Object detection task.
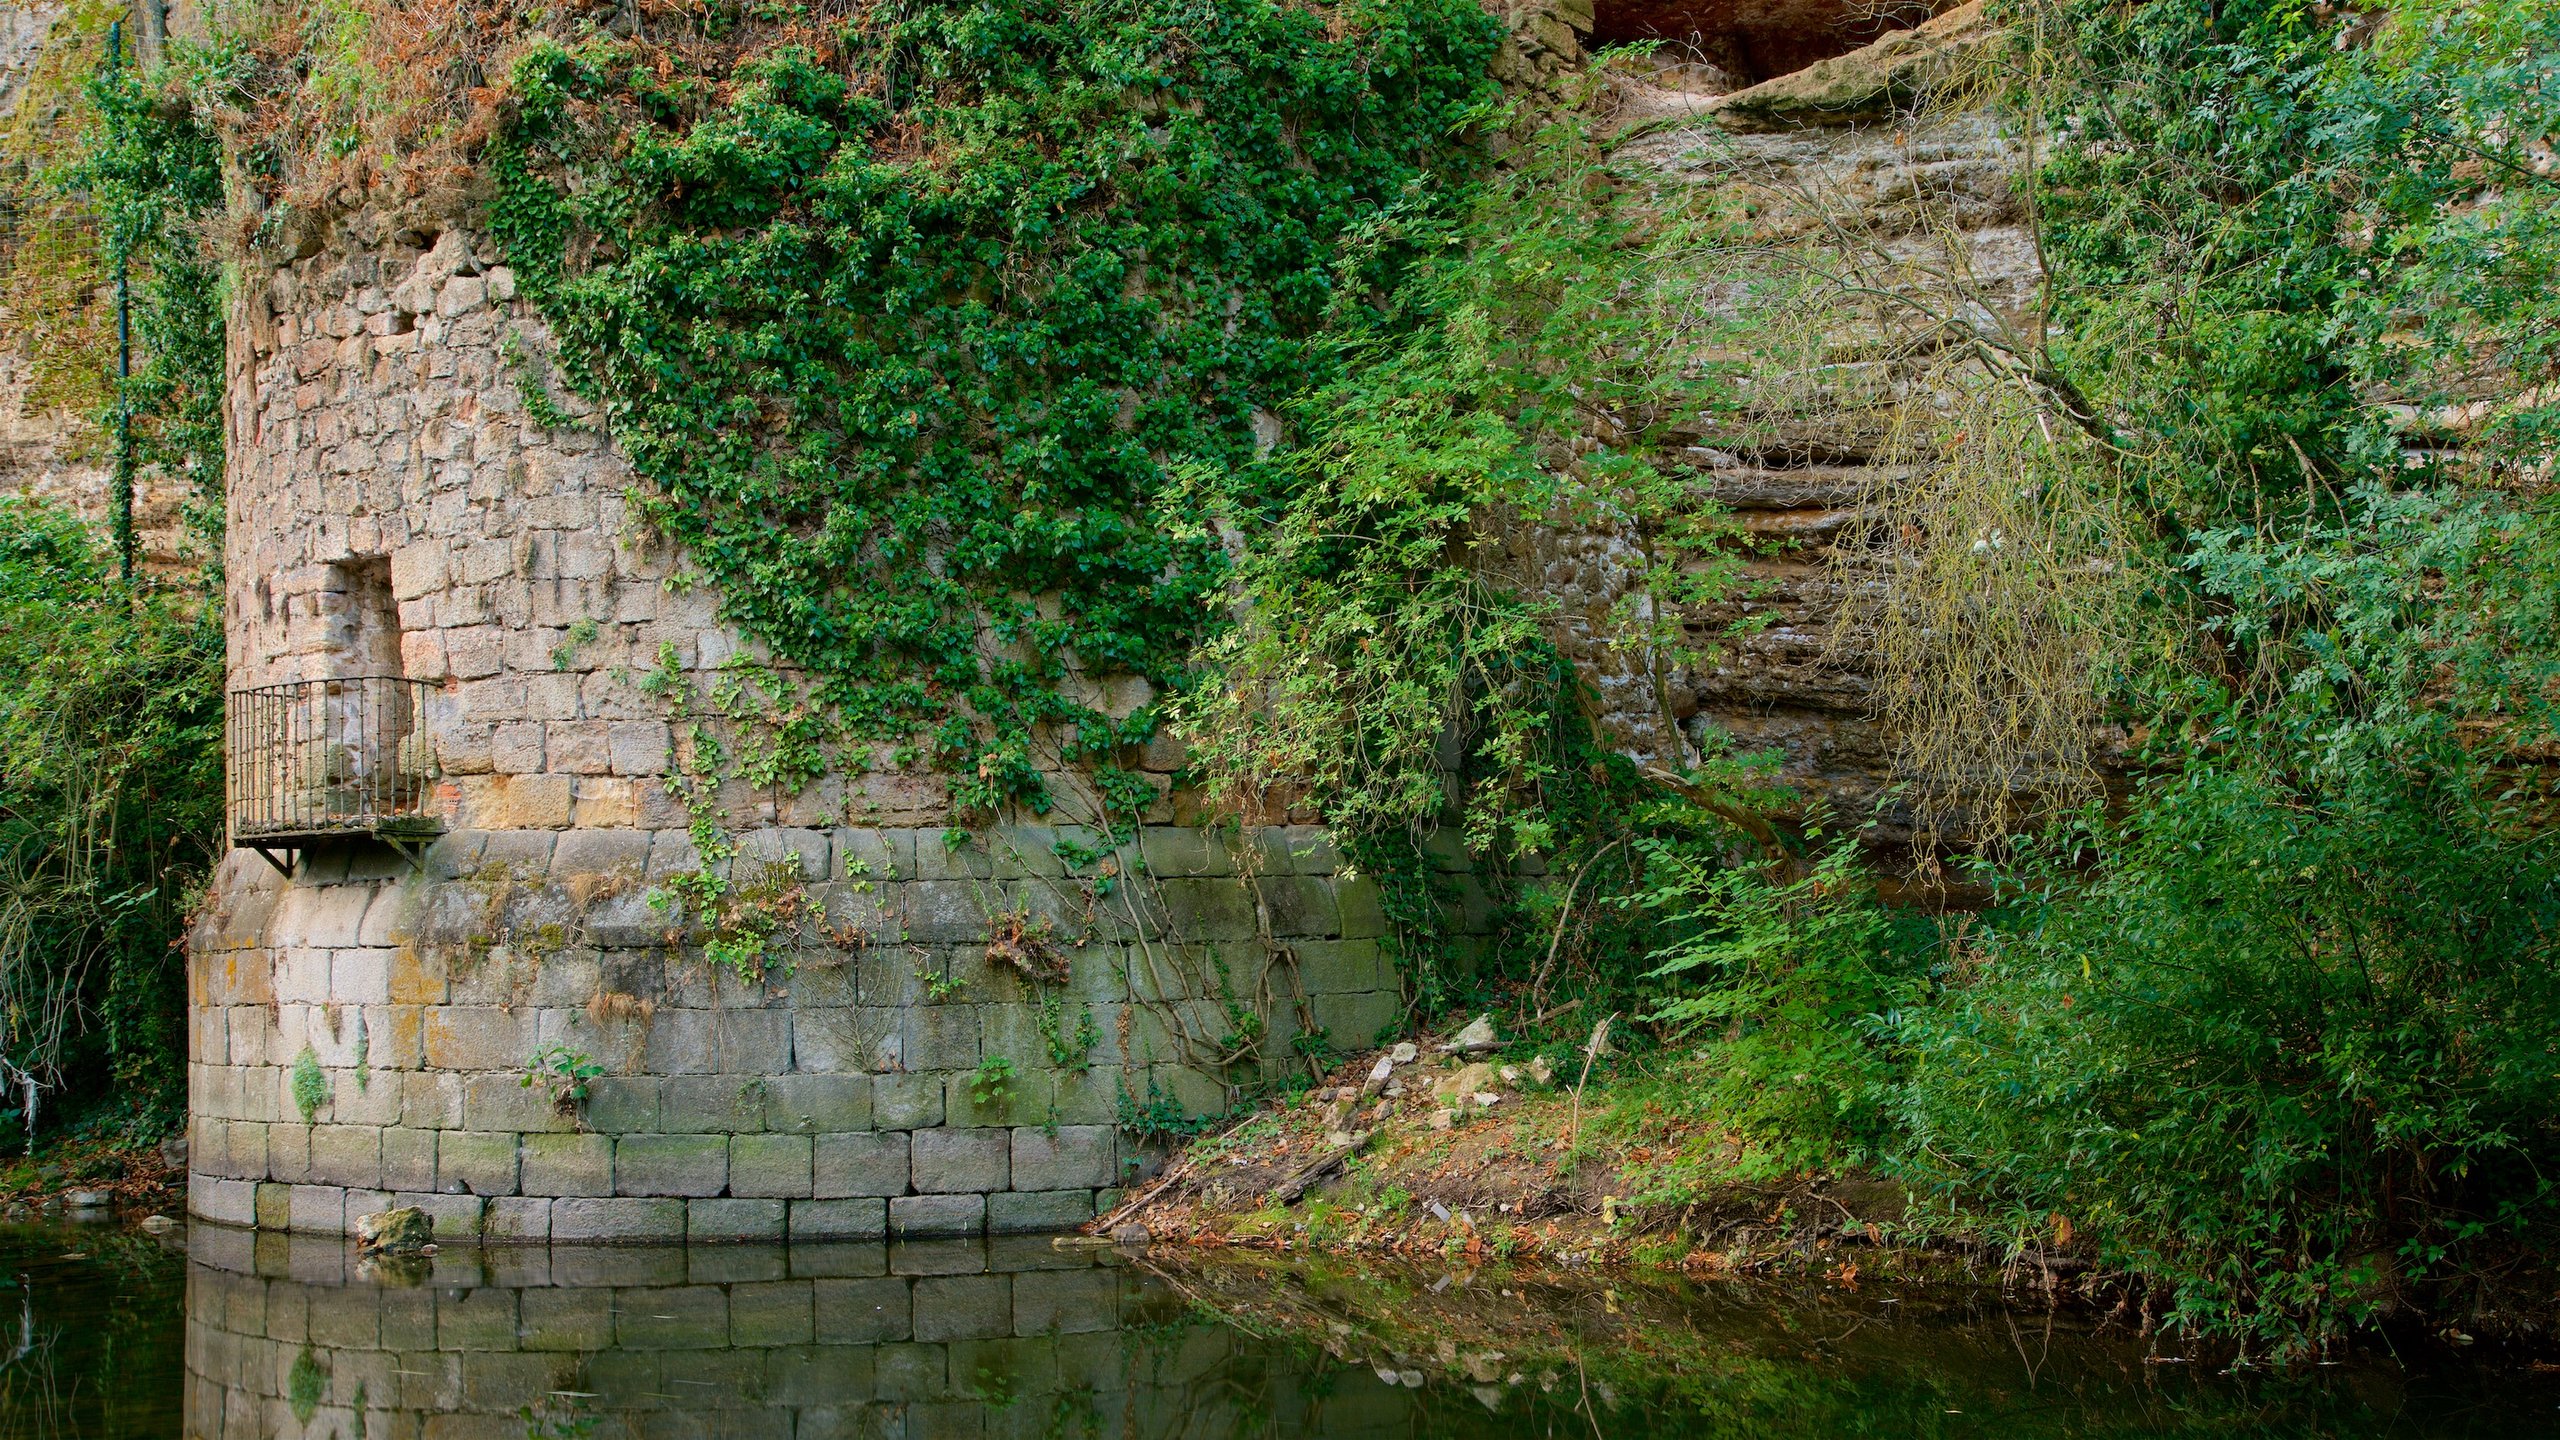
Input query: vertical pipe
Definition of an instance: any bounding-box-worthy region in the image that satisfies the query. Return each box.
[106,20,135,590]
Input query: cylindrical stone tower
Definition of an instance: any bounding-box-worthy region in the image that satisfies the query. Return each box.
[188,211,1418,1241]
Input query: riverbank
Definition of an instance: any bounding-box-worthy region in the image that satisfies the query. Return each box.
[1106,1025,1985,1284]
[0,1132,184,1225]
[1103,1023,2559,1356]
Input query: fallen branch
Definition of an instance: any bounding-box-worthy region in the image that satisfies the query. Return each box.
[1269,1137,1361,1205]
[1090,1111,1263,1235]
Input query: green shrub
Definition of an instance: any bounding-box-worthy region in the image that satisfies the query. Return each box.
[1887,466,2560,1349]
[1633,836,1930,1179]
[1897,751,2560,1350]
[0,501,220,1139]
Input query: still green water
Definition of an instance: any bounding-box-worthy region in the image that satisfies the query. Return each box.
[0,1220,2547,1437]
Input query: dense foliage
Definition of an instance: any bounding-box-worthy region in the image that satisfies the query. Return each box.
[0,503,221,1143]
[1602,0,2560,1352]
[1882,0,2560,1349]
[488,0,1503,815]
[0,31,225,1144]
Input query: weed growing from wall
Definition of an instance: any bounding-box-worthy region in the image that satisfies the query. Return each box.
[289,1046,329,1123]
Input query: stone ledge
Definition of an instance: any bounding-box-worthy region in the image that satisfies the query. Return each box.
[1711,0,1996,133]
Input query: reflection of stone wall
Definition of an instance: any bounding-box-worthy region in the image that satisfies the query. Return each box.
[182,1230,1416,1439]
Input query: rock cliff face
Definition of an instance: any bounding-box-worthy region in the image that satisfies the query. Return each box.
[1663,100,2035,839]
[1536,1,2035,839]
[1593,0,1951,83]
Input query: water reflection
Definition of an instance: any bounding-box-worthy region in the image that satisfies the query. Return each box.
[0,1223,2551,1437]
[186,1227,1248,1439]
[0,1224,185,1438]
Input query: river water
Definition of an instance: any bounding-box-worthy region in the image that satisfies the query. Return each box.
[0,1220,2547,1437]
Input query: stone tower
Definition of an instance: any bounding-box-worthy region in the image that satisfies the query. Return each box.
[186,213,1412,1241]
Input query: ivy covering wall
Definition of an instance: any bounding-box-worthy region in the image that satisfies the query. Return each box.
[489,0,1504,815]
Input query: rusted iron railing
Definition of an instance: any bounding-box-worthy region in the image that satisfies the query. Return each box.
[226,676,440,871]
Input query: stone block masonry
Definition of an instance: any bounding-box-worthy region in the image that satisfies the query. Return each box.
[188,821,1415,1238]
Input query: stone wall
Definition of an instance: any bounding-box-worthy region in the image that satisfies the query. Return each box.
[188,820,1412,1241]
[197,207,1429,1237]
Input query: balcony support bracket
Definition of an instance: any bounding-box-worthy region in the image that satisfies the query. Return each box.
[380,831,434,876]
[245,844,297,880]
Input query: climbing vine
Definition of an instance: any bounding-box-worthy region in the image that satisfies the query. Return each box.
[489,0,1504,812]
[65,42,228,569]
[481,7,1774,1103]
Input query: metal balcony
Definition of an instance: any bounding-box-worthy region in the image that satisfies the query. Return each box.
[226,675,441,875]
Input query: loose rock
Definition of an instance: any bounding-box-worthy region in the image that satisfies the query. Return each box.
[355,1206,434,1256]
[1435,1061,1500,1104]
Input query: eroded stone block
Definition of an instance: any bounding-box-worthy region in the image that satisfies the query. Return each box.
[613,1134,727,1197]
[910,1129,1007,1194]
